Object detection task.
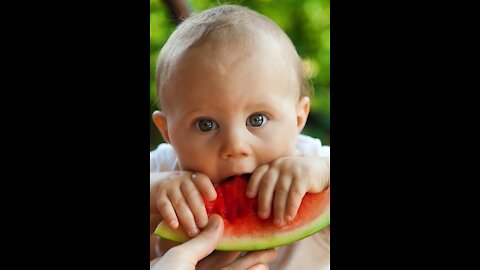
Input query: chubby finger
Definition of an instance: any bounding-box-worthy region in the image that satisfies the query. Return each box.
[285,179,307,221]
[315,157,330,191]
[247,164,269,198]
[192,172,217,201]
[176,214,224,263]
[181,180,209,229]
[168,189,199,237]
[273,175,292,226]
[226,249,277,270]
[257,170,279,219]
[156,198,178,229]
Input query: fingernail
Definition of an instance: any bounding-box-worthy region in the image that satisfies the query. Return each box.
[191,173,197,180]
[197,221,206,229]
[188,227,199,237]
[212,217,220,229]
[169,220,178,228]
[274,218,284,226]
[286,215,293,221]
[259,211,268,219]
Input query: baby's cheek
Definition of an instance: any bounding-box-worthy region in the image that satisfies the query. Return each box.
[259,129,296,158]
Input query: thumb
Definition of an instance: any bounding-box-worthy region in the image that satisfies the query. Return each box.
[176,214,224,262]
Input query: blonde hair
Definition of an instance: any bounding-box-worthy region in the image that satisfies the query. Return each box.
[156,4,312,107]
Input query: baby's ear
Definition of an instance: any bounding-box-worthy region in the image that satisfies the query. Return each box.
[152,111,171,144]
[296,96,310,133]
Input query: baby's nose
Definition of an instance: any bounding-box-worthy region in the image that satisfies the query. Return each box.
[219,129,251,159]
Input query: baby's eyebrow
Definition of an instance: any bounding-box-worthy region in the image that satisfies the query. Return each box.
[177,101,279,121]
[178,109,201,119]
[178,108,214,120]
[245,102,276,111]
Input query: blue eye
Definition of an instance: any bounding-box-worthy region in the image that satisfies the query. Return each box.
[247,113,267,127]
[195,119,218,132]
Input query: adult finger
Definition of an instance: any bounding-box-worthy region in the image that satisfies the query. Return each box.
[174,214,225,263]
[246,264,269,270]
[196,251,242,270]
[223,249,277,270]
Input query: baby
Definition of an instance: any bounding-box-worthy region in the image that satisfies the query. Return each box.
[150,4,330,269]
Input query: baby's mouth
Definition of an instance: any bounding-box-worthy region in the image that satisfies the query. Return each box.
[223,173,252,182]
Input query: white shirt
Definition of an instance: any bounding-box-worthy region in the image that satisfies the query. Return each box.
[150,134,330,269]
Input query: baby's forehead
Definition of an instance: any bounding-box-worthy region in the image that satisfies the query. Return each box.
[185,33,292,67]
[157,5,306,108]
[172,6,299,71]
[161,38,300,109]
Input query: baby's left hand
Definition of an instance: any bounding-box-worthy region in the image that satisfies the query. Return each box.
[246,156,329,226]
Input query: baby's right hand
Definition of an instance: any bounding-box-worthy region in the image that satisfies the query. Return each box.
[151,171,217,237]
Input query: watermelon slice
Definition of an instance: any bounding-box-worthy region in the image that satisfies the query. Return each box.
[154,174,330,251]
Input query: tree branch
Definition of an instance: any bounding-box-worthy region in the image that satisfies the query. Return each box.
[162,0,191,25]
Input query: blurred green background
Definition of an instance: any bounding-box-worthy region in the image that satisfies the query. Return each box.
[150,0,330,150]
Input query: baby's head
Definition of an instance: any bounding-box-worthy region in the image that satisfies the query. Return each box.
[153,5,312,184]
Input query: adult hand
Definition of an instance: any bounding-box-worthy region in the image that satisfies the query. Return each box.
[150,214,276,270]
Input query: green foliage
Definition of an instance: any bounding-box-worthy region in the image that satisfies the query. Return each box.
[150,0,330,150]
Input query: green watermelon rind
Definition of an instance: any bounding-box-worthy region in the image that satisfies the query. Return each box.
[154,207,329,251]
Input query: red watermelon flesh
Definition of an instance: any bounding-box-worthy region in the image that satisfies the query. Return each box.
[154,174,330,251]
